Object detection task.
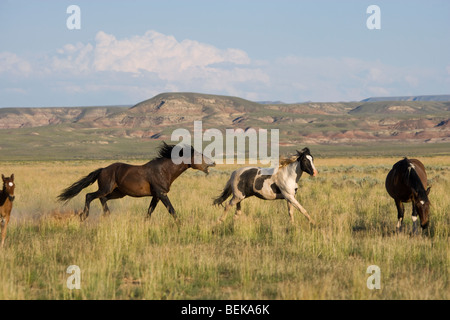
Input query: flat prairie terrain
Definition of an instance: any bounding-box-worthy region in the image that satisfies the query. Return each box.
[0,156,448,299]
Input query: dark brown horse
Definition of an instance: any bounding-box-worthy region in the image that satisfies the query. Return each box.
[58,142,215,221]
[1,174,15,247]
[385,158,431,232]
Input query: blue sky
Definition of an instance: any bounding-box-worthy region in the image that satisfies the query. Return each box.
[0,0,449,107]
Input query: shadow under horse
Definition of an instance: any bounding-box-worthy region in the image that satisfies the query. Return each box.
[385,157,431,232]
[58,142,215,222]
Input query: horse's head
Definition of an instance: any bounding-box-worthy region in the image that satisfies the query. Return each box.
[167,143,215,174]
[190,148,216,175]
[2,174,15,198]
[297,148,318,177]
[414,186,431,229]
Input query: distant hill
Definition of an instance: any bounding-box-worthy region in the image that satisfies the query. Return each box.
[256,101,285,105]
[362,95,450,102]
[0,92,449,160]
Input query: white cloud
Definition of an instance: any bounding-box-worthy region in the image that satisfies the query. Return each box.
[52,42,93,74]
[268,55,443,101]
[0,52,32,76]
[91,30,252,80]
[0,30,448,106]
[44,30,267,98]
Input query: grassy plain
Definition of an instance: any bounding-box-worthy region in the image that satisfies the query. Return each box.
[0,156,449,299]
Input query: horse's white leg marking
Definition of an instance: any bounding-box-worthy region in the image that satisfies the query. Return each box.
[396,217,403,229]
[411,215,418,233]
[283,193,315,224]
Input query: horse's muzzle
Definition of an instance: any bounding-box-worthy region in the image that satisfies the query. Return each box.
[204,162,216,175]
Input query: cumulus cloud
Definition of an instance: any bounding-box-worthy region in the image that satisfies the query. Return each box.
[92,30,251,78]
[39,30,268,100]
[0,30,447,106]
[53,42,94,74]
[47,30,259,84]
[0,52,32,76]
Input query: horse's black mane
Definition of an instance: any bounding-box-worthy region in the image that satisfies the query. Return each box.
[401,157,429,201]
[155,142,176,160]
[154,142,194,160]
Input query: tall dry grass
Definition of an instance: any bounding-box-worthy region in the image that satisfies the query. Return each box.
[0,157,448,299]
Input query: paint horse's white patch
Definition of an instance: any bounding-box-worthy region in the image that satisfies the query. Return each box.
[8,182,13,187]
[412,215,418,222]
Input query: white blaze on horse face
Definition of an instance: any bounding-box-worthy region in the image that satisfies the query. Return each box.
[8,182,13,187]
[420,200,425,205]
[306,155,318,176]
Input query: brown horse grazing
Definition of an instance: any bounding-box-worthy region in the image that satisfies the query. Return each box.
[1,174,15,247]
[58,142,215,221]
[385,158,431,232]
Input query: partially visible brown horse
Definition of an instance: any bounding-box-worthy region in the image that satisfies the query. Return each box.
[1,174,15,247]
[385,158,431,232]
[58,142,215,221]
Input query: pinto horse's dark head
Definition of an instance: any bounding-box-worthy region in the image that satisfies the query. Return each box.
[297,148,318,177]
[2,174,15,199]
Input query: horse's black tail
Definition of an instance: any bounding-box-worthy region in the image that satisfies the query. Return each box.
[57,168,102,202]
[213,177,233,206]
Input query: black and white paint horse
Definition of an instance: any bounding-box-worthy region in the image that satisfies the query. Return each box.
[213,148,318,224]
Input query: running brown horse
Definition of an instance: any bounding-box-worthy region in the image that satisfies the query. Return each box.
[385,158,431,232]
[1,174,15,247]
[58,142,215,221]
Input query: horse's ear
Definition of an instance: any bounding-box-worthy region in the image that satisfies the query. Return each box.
[426,186,431,195]
[1,174,4,181]
[11,174,14,181]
